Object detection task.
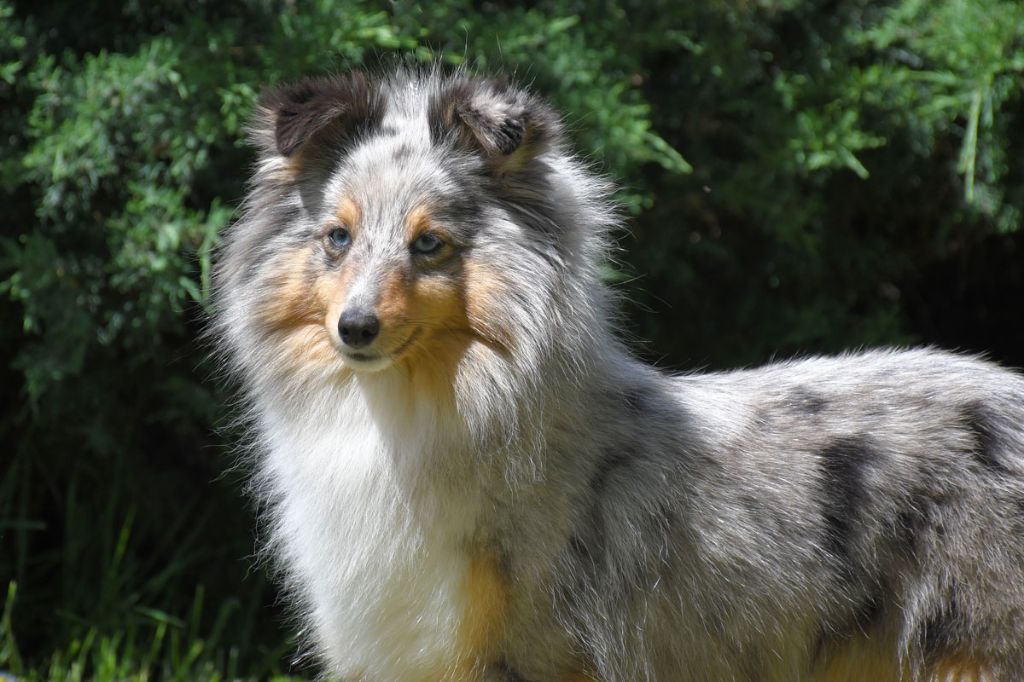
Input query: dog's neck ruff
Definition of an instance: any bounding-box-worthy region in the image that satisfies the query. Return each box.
[254,342,567,678]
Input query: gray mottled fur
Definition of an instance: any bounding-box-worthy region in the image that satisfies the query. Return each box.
[211,67,1024,681]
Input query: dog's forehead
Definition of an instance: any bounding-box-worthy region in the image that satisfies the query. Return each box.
[343,143,451,225]
[330,115,470,230]
[348,130,440,183]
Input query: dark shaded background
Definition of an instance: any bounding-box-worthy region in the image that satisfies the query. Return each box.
[1,0,1022,677]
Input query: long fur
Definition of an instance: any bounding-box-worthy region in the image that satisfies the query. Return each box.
[211,66,1024,681]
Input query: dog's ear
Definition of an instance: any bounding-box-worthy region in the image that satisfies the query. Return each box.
[429,78,561,174]
[253,73,383,158]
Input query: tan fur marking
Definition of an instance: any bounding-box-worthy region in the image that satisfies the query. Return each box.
[262,225,508,391]
[452,548,507,675]
[405,204,434,241]
[926,654,995,681]
[256,247,350,377]
[812,637,995,682]
[463,261,514,353]
[375,268,412,329]
[383,266,478,401]
[337,196,361,231]
[256,248,322,333]
[268,123,307,178]
[262,153,303,183]
[809,635,903,682]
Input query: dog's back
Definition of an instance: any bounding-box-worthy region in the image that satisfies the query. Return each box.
[212,68,1024,681]
[558,348,1024,680]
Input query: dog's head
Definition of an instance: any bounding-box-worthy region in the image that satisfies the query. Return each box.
[215,69,610,392]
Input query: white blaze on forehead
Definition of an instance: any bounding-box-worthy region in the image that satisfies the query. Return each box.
[324,133,451,253]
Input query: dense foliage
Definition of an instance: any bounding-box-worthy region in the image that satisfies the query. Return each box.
[2,0,1022,677]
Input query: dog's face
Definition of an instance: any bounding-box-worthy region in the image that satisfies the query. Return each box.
[269,150,476,375]
[228,72,564,384]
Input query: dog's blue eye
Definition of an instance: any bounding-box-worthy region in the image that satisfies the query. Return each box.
[327,227,351,249]
[411,233,443,255]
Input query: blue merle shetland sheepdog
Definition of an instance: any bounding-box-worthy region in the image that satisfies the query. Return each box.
[211,67,1024,681]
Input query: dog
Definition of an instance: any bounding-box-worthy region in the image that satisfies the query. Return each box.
[211,67,1024,681]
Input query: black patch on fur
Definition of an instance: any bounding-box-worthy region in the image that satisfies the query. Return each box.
[790,387,828,415]
[817,436,878,574]
[568,531,592,561]
[569,446,636,562]
[962,401,1011,475]
[920,582,962,659]
[494,544,514,581]
[590,446,633,498]
[435,192,483,229]
[391,143,413,161]
[895,495,929,558]
[261,72,385,157]
[453,103,526,155]
[738,492,760,515]
[854,589,884,631]
[491,660,526,682]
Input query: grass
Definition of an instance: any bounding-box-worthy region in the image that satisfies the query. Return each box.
[0,404,305,681]
[1,582,302,682]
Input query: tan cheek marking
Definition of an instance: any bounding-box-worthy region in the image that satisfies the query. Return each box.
[376,268,412,341]
[414,277,469,330]
[392,274,472,403]
[276,324,341,375]
[255,248,321,333]
[463,261,514,353]
[254,247,354,375]
[388,261,504,396]
[412,277,471,354]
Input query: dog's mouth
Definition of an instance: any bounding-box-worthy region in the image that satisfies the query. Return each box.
[340,350,392,373]
[340,329,422,372]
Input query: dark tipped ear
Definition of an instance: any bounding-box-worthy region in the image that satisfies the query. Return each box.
[429,78,561,173]
[257,72,383,158]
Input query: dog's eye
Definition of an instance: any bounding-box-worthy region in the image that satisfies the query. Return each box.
[327,227,351,250]
[411,233,444,255]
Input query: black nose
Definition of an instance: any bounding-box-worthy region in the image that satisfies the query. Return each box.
[338,309,380,348]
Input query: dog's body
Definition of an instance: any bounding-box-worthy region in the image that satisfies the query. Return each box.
[212,68,1024,681]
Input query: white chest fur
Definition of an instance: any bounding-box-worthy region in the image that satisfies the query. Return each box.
[259,380,480,679]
